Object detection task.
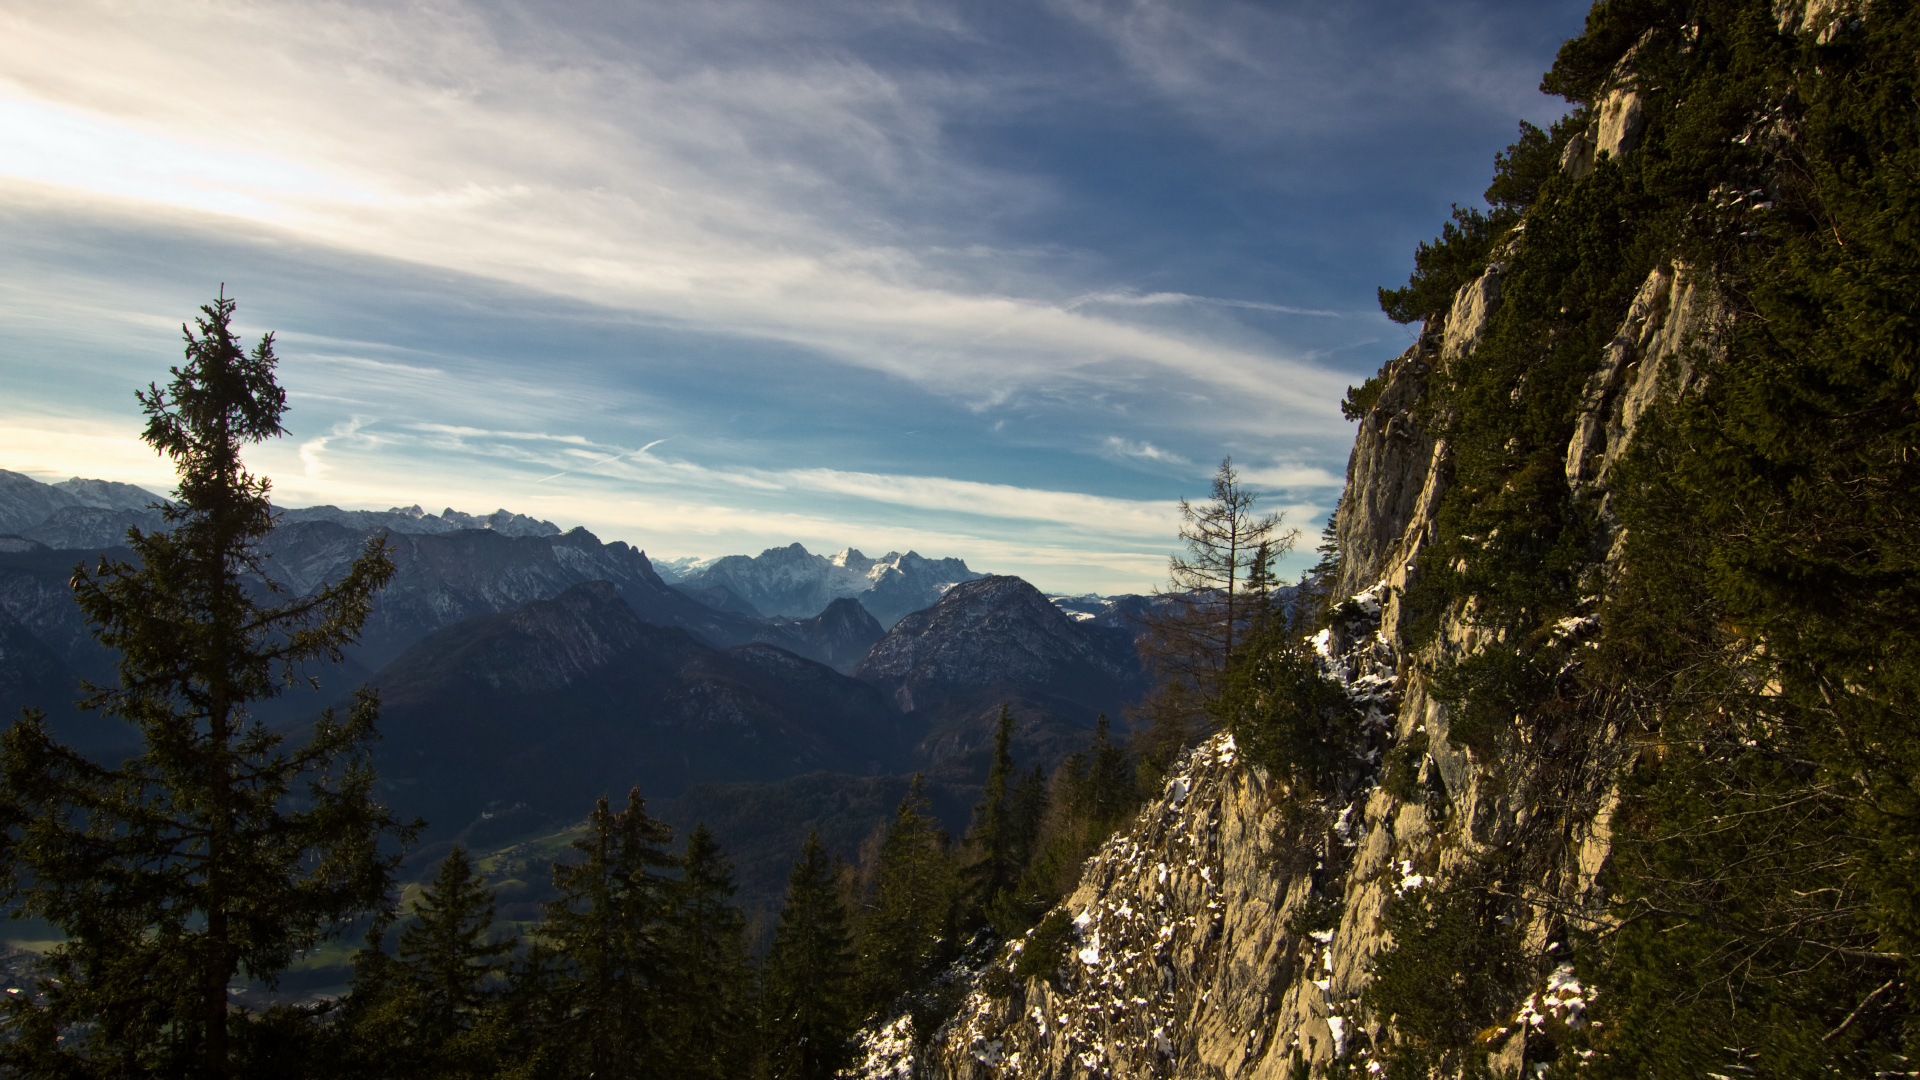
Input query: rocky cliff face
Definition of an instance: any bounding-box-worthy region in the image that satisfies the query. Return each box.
[876,38,1754,1073]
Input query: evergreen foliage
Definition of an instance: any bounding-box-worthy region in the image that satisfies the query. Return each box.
[963,706,1022,917]
[1211,615,1361,798]
[1007,715,1136,920]
[855,775,958,1015]
[762,832,860,1080]
[1376,205,1514,325]
[397,847,514,1054]
[539,788,678,1080]
[1364,1,1920,1073]
[962,706,1049,938]
[331,848,512,1080]
[661,824,754,1080]
[1366,869,1525,1067]
[0,292,411,1079]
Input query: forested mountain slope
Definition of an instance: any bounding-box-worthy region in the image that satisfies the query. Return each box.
[897,2,1919,1076]
[364,580,911,847]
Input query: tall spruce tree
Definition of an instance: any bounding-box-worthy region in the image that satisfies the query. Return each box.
[963,705,1051,937]
[1015,715,1134,910]
[662,823,753,1080]
[762,832,859,1080]
[0,292,409,1079]
[395,847,513,1057]
[856,775,956,1013]
[1083,714,1133,832]
[334,847,511,1080]
[964,705,1021,919]
[542,787,677,1080]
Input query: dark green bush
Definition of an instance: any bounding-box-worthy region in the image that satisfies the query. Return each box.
[1213,621,1363,797]
[1341,373,1387,421]
[1377,206,1515,325]
[1366,865,1525,1069]
[1012,908,1075,986]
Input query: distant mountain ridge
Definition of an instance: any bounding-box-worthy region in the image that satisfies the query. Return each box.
[667,542,984,626]
[0,470,160,535]
[0,469,1160,922]
[365,579,911,849]
[0,469,566,550]
[858,575,1146,718]
[0,473,894,732]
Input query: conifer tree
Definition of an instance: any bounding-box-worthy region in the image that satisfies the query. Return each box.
[963,705,1021,920]
[985,764,1050,937]
[1016,715,1133,908]
[663,823,753,1080]
[963,705,1054,937]
[762,831,859,1080]
[1294,502,1343,621]
[542,787,676,1080]
[1143,456,1295,691]
[1131,458,1296,789]
[856,775,956,1012]
[1084,714,1134,832]
[486,942,572,1080]
[396,846,513,1055]
[0,292,409,1078]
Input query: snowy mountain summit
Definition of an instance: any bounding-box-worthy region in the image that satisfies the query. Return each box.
[670,542,984,626]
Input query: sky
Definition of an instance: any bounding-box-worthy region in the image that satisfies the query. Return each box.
[0,0,1587,594]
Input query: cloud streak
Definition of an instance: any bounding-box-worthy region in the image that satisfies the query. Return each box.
[0,2,1355,427]
[0,0,1587,592]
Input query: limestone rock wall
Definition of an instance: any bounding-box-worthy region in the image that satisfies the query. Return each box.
[872,241,1735,1078]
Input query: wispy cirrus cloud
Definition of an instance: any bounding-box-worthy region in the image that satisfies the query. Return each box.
[1102,437,1191,468]
[0,1,1353,429]
[1070,291,1348,318]
[0,0,1588,591]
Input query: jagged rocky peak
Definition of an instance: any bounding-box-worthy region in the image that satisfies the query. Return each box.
[277,503,562,538]
[829,546,875,574]
[0,470,161,536]
[854,575,1139,715]
[676,541,985,626]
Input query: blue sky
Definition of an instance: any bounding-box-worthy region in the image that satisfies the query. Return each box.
[0,0,1586,594]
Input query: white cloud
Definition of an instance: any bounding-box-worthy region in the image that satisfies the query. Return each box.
[298,416,371,479]
[0,1,1353,432]
[1239,460,1345,490]
[1052,0,1574,145]
[1071,290,1348,318]
[1103,437,1191,466]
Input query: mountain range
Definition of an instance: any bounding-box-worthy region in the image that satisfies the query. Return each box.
[0,469,1155,911]
[657,542,984,627]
